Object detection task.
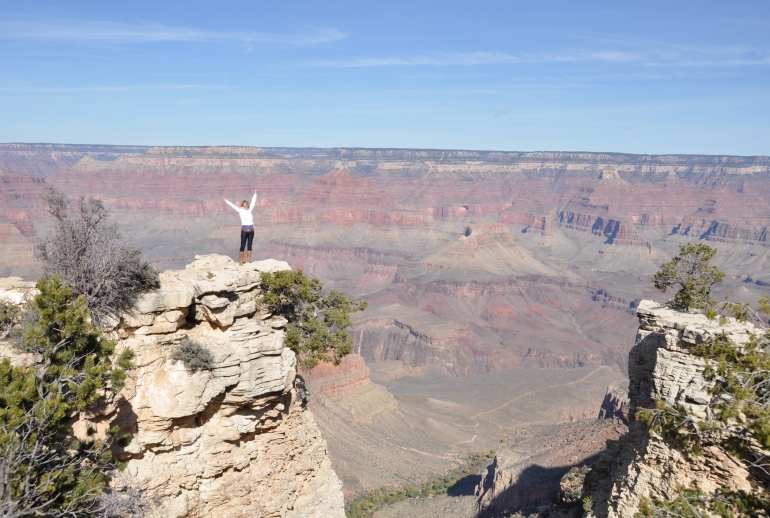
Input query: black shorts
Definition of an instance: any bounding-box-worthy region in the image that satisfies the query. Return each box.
[240,230,254,252]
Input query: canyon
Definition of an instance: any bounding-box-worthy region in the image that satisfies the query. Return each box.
[2,143,770,507]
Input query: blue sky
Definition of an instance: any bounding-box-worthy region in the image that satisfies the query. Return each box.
[1,1,769,154]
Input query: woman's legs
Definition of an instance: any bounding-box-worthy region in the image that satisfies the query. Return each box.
[245,232,254,262]
[238,231,254,265]
[239,231,248,265]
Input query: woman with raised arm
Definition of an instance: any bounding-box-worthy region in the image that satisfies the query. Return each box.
[222,190,257,265]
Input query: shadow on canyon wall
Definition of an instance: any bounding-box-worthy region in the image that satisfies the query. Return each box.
[479,455,602,517]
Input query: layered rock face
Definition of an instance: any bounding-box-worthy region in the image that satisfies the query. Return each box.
[0,143,148,176]
[474,301,761,517]
[580,301,758,518]
[1,255,345,518]
[5,146,770,378]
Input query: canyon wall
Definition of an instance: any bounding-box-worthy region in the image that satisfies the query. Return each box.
[0,255,346,518]
[3,145,770,379]
[475,300,762,517]
[581,301,758,518]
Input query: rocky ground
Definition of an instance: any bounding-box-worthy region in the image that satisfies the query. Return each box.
[373,495,477,517]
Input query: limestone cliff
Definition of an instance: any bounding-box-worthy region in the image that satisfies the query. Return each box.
[0,255,345,518]
[581,300,758,518]
[474,300,763,517]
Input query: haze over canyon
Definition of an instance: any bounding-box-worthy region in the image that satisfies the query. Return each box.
[2,143,769,497]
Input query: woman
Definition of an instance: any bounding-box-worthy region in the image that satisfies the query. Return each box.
[222,190,257,265]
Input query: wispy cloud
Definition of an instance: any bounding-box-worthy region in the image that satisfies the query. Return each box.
[312,51,578,67]
[0,16,346,46]
[312,45,770,68]
[0,84,231,93]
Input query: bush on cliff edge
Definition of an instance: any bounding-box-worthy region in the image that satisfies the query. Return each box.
[258,269,367,370]
[36,189,160,326]
[0,276,135,517]
[653,243,724,312]
[171,338,215,373]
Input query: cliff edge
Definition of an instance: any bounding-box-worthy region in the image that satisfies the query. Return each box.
[0,254,346,518]
[475,299,764,517]
[582,300,758,517]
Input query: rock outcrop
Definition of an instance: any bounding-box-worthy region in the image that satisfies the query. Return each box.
[596,384,629,424]
[0,255,346,518]
[474,419,626,517]
[474,300,763,517]
[579,300,758,518]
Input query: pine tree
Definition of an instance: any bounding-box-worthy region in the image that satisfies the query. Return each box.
[0,276,133,517]
[258,270,367,370]
[653,243,724,311]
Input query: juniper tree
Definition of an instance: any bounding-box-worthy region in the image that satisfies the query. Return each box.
[258,270,367,370]
[653,243,724,311]
[0,276,134,517]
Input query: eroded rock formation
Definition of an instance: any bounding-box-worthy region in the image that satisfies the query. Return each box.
[474,419,626,517]
[475,300,763,517]
[0,255,345,518]
[582,300,758,518]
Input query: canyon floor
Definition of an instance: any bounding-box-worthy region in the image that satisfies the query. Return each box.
[307,360,623,493]
[374,495,477,518]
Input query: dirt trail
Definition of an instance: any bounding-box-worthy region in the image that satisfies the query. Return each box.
[471,366,606,421]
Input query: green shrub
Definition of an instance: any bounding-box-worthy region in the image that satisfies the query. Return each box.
[0,275,134,516]
[0,299,20,339]
[653,243,724,311]
[259,270,367,370]
[171,338,215,373]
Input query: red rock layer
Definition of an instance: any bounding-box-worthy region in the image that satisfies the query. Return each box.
[303,354,371,396]
[3,146,770,376]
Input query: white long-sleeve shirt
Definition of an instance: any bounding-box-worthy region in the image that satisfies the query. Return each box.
[225,193,257,226]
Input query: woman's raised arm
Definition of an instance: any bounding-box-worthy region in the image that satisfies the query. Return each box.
[223,197,239,211]
[249,191,257,212]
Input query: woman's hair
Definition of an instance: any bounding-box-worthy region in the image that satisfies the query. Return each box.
[241,200,249,207]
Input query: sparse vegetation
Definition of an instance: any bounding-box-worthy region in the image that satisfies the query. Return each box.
[258,269,367,370]
[0,275,135,516]
[171,338,215,373]
[345,450,495,517]
[560,465,590,504]
[653,243,724,312]
[35,189,160,325]
[636,486,769,517]
[582,495,594,513]
[0,299,20,339]
[637,399,707,455]
[634,297,770,517]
